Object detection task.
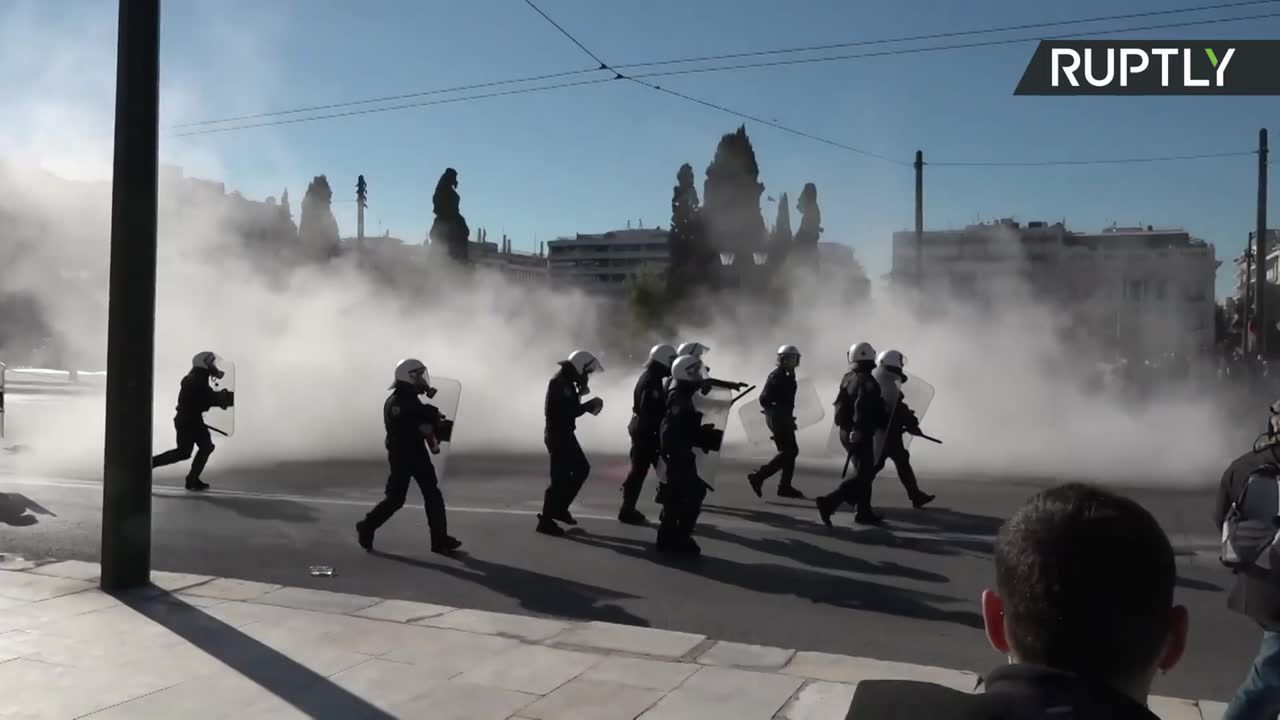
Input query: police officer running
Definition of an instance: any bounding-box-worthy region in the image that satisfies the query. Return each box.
[620,344,677,526]
[874,350,935,510]
[356,358,460,554]
[748,345,805,499]
[657,354,721,554]
[539,350,604,537]
[152,351,234,492]
[816,342,888,527]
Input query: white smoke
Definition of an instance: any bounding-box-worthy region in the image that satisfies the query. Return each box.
[0,3,1243,488]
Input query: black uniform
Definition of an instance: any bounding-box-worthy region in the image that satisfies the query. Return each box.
[749,367,800,494]
[621,360,669,518]
[657,381,719,552]
[817,364,887,524]
[359,381,450,546]
[875,391,934,508]
[152,368,233,488]
[542,363,594,527]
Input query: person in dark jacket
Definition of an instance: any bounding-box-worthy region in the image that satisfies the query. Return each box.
[817,341,888,526]
[538,350,604,537]
[748,345,805,499]
[871,349,935,510]
[846,483,1188,719]
[1216,404,1280,719]
[620,344,677,526]
[356,358,460,554]
[656,354,721,554]
[152,351,234,492]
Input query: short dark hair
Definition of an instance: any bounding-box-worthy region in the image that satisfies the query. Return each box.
[994,483,1175,684]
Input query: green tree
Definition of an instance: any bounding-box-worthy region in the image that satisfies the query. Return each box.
[702,125,766,278]
[769,191,792,267]
[667,163,709,297]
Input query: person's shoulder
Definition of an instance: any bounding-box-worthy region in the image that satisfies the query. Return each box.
[846,680,986,719]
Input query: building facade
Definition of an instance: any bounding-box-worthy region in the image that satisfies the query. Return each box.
[891,219,1219,360]
[546,229,669,294]
[816,242,871,301]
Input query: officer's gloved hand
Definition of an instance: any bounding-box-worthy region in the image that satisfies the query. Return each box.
[427,436,441,455]
[585,397,604,415]
[906,426,923,437]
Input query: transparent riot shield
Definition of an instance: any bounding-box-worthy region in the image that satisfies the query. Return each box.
[738,377,825,449]
[420,376,462,482]
[873,371,936,465]
[689,384,744,489]
[203,355,236,437]
[825,373,936,461]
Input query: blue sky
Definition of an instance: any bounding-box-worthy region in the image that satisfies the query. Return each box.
[9,0,1280,298]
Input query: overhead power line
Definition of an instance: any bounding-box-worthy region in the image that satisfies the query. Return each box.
[627,10,1280,80]
[171,77,614,137]
[613,0,1280,70]
[175,0,1279,131]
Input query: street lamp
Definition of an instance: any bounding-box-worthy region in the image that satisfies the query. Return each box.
[752,251,768,266]
[719,251,735,266]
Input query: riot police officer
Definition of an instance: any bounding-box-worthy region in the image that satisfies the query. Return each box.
[874,350,936,510]
[539,350,604,537]
[152,351,234,492]
[620,344,677,525]
[356,358,460,554]
[748,345,805,499]
[817,341,888,526]
[657,354,721,554]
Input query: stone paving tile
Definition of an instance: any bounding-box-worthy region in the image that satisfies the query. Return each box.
[777,681,858,720]
[696,641,795,670]
[0,657,178,720]
[328,657,457,713]
[1150,695,1206,720]
[1198,700,1228,720]
[553,620,705,659]
[639,666,805,720]
[380,624,524,674]
[421,608,571,642]
[0,588,119,633]
[197,598,309,628]
[318,615,472,657]
[178,577,281,602]
[150,570,215,592]
[253,585,380,614]
[520,678,665,720]
[457,643,603,695]
[352,598,454,623]
[0,569,93,602]
[27,559,100,581]
[389,679,538,720]
[79,668,310,720]
[579,655,701,693]
[783,651,979,692]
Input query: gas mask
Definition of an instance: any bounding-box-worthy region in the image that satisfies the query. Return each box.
[424,385,438,399]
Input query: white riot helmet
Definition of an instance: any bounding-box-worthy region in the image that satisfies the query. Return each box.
[393,358,434,395]
[567,350,603,377]
[649,344,677,369]
[677,342,709,358]
[777,344,801,369]
[877,349,906,373]
[847,342,876,365]
[671,354,705,384]
[192,351,224,379]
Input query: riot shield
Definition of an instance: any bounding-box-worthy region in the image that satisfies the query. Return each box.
[204,355,236,437]
[738,377,825,449]
[689,384,743,489]
[421,376,462,482]
[824,372,936,461]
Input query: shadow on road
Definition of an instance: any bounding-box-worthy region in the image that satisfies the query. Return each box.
[372,548,650,627]
[696,523,950,583]
[117,588,394,719]
[0,492,55,526]
[1175,575,1224,593]
[568,531,984,630]
[155,492,318,524]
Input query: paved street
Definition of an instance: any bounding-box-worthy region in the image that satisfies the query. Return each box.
[0,443,1251,704]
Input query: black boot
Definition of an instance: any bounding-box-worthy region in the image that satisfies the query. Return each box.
[816,496,837,527]
[185,478,210,492]
[747,471,765,498]
[912,493,936,509]
[536,514,566,537]
[618,506,648,526]
[777,485,805,499]
[356,520,374,551]
[554,509,578,526]
[431,536,462,554]
[854,510,886,526]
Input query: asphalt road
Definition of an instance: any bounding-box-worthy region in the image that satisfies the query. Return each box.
[0,437,1255,703]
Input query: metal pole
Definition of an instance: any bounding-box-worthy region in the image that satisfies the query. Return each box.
[1244,235,1253,354]
[100,0,161,591]
[1257,128,1269,358]
[914,150,924,288]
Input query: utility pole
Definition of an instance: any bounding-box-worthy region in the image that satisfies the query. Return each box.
[100,0,161,591]
[1244,234,1254,353]
[1257,128,1269,357]
[914,150,924,289]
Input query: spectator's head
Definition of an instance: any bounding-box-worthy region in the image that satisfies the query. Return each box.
[982,483,1188,702]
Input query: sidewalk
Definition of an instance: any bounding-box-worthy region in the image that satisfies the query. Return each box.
[0,555,1226,720]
